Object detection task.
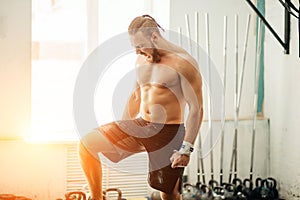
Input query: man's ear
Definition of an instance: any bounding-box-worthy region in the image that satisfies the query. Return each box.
[151,32,159,43]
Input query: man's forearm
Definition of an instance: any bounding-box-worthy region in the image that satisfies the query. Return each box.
[184,108,203,145]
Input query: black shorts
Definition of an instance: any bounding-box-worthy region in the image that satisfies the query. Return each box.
[97,117,186,194]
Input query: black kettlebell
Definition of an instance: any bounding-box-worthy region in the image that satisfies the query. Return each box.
[250,177,263,199]
[242,178,253,198]
[260,179,270,200]
[182,183,198,200]
[266,177,279,200]
[223,183,237,200]
[212,186,225,200]
[232,178,246,200]
[208,179,219,189]
[199,184,213,200]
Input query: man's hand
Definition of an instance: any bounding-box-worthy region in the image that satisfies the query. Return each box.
[170,150,190,168]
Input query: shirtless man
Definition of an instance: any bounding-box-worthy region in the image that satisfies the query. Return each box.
[78,15,203,200]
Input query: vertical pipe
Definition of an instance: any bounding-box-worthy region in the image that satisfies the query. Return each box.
[220,15,227,185]
[195,12,199,62]
[205,12,214,181]
[250,19,263,181]
[284,0,291,54]
[194,11,206,184]
[233,14,239,180]
[185,14,193,55]
[229,14,239,183]
[178,27,182,47]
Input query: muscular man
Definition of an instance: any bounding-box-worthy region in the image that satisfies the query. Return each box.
[79,15,203,200]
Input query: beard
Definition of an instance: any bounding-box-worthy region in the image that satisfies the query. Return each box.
[150,48,161,63]
[141,42,161,63]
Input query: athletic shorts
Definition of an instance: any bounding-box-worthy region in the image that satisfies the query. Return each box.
[96,117,186,194]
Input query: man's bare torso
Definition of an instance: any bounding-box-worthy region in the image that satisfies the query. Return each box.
[136,53,187,124]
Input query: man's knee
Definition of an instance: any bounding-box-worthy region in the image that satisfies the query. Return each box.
[79,130,103,159]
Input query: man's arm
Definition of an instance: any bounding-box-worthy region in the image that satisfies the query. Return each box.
[170,63,203,168]
[180,67,203,145]
[122,83,141,120]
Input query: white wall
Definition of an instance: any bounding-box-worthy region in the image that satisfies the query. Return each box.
[0,0,31,138]
[264,1,300,198]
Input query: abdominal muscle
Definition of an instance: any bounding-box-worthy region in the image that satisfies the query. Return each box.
[139,83,185,124]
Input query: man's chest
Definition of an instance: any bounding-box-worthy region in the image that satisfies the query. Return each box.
[136,64,180,87]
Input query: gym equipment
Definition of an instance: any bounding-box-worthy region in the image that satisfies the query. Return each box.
[198,184,212,200]
[250,18,263,181]
[182,183,199,200]
[185,14,193,55]
[231,178,247,200]
[195,12,200,62]
[220,15,228,186]
[205,12,214,182]
[196,12,206,184]
[103,188,126,200]
[229,14,239,183]
[208,179,219,190]
[150,191,161,200]
[223,183,237,200]
[237,14,251,111]
[242,178,254,198]
[65,191,86,200]
[266,177,279,200]
[212,186,225,200]
[250,177,264,199]
[178,27,182,47]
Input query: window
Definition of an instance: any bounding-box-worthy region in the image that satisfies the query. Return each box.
[30,0,153,142]
[31,0,86,142]
[31,0,153,198]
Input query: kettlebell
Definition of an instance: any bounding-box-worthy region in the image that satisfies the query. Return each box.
[266,177,279,200]
[251,177,263,199]
[223,183,237,200]
[232,178,246,200]
[151,191,161,200]
[208,180,219,190]
[260,179,270,200]
[65,191,86,200]
[212,186,225,200]
[182,183,198,200]
[199,184,213,200]
[103,188,126,200]
[242,178,253,198]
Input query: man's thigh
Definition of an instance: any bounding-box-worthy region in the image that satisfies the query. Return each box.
[81,121,145,162]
